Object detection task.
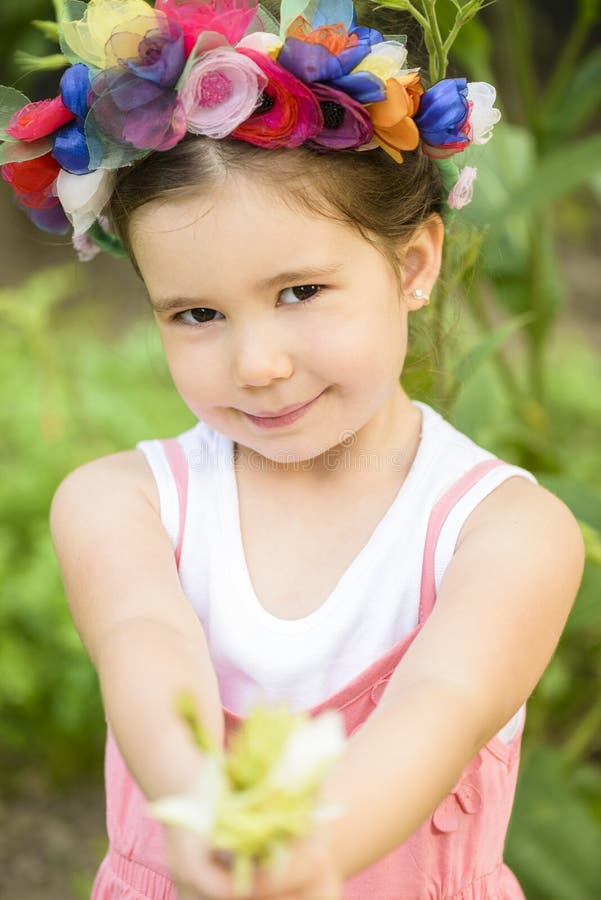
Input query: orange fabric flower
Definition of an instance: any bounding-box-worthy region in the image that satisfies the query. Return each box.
[286,18,358,55]
[367,72,424,163]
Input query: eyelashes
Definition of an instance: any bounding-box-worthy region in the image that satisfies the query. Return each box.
[172,284,323,327]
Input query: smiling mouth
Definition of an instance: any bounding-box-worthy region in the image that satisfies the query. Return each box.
[242,391,324,428]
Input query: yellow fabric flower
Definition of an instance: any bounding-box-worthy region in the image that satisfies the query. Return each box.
[351,42,408,83]
[61,0,161,70]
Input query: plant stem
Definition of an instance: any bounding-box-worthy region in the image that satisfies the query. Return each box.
[541,0,598,114]
[562,693,601,765]
[506,0,538,133]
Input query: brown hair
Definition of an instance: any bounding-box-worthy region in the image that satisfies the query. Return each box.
[109,137,443,281]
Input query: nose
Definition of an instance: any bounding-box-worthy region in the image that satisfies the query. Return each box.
[233,321,294,388]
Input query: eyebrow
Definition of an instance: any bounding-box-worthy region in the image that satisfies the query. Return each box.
[150,264,345,311]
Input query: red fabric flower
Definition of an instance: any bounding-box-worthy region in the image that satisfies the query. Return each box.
[156,0,261,54]
[2,153,61,209]
[231,48,322,148]
[6,96,75,142]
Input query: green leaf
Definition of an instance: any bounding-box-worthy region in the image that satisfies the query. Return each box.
[258,3,281,35]
[32,19,61,42]
[507,748,601,899]
[61,0,88,23]
[0,138,53,165]
[0,86,30,142]
[58,0,89,65]
[487,135,601,233]
[14,51,68,74]
[543,47,601,140]
[451,312,534,386]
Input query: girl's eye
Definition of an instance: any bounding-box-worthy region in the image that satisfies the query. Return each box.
[175,307,224,326]
[172,285,322,327]
[279,284,322,305]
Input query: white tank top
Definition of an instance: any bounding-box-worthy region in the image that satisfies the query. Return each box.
[137,400,537,742]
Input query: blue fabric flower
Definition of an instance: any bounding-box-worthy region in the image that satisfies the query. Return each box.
[277,23,383,85]
[60,64,91,119]
[53,121,91,175]
[414,77,470,148]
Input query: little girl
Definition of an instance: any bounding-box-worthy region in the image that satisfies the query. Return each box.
[2,0,584,897]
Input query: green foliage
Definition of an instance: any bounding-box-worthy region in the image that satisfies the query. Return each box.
[0,267,195,789]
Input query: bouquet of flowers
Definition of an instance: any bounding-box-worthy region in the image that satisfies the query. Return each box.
[147,692,347,895]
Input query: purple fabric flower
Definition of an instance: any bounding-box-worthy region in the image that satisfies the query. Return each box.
[277,22,383,85]
[88,67,187,152]
[414,78,470,152]
[20,199,71,234]
[107,18,186,88]
[306,82,373,150]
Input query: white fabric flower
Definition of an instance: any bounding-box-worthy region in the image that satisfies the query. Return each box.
[237,31,283,55]
[466,82,501,145]
[57,168,115,237]
[146,756,224,834]
[269,710,346,791]
[448,165,478,209]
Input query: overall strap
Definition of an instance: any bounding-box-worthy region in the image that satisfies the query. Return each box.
[419,458,506,624]
[160,438,189,568]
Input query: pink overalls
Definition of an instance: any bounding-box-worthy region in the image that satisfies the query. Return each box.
[91,449,526,899]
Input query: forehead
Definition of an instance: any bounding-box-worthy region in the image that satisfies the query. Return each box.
[130,176,371,297]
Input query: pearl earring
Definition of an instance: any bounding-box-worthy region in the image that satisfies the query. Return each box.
[412,288,430,305]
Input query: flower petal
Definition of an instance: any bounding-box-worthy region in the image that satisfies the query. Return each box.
[52,121,91,175]
[270,710,346,790]
[6,96,74,142]
[307,82,373,149]
[57,167,115,236]
[180,47,267,138]
[232,48,322,147]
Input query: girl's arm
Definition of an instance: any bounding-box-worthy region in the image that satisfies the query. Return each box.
[50,450,224,802]
[248,478,585,897]
[316,477,585,882]
[52,452,258,898]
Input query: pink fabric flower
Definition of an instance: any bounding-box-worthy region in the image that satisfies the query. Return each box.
[155,0,262,54]
[448,165,478,209]
[179,48,267,138]
[231,47,322,148]
[6,96,75,142]
[72,231,102,262]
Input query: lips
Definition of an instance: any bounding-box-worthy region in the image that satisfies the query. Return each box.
[243,390,324,428]
[251,397,316,418]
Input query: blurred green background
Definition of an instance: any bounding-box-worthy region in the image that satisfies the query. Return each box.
[1,1,600,898]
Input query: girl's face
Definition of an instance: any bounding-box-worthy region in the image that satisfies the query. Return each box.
[131,175,440,468]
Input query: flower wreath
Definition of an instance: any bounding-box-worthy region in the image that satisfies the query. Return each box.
[0,0,500,261]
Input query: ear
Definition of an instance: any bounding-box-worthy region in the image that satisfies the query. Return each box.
[397,214,444,310]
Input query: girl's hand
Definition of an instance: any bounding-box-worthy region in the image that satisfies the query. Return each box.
[164,823,343,900]
[164,823,245,900]
[249,831,343,900]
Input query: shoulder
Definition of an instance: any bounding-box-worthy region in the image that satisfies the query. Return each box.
[453,475,585,596]
[50,449,160,532]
